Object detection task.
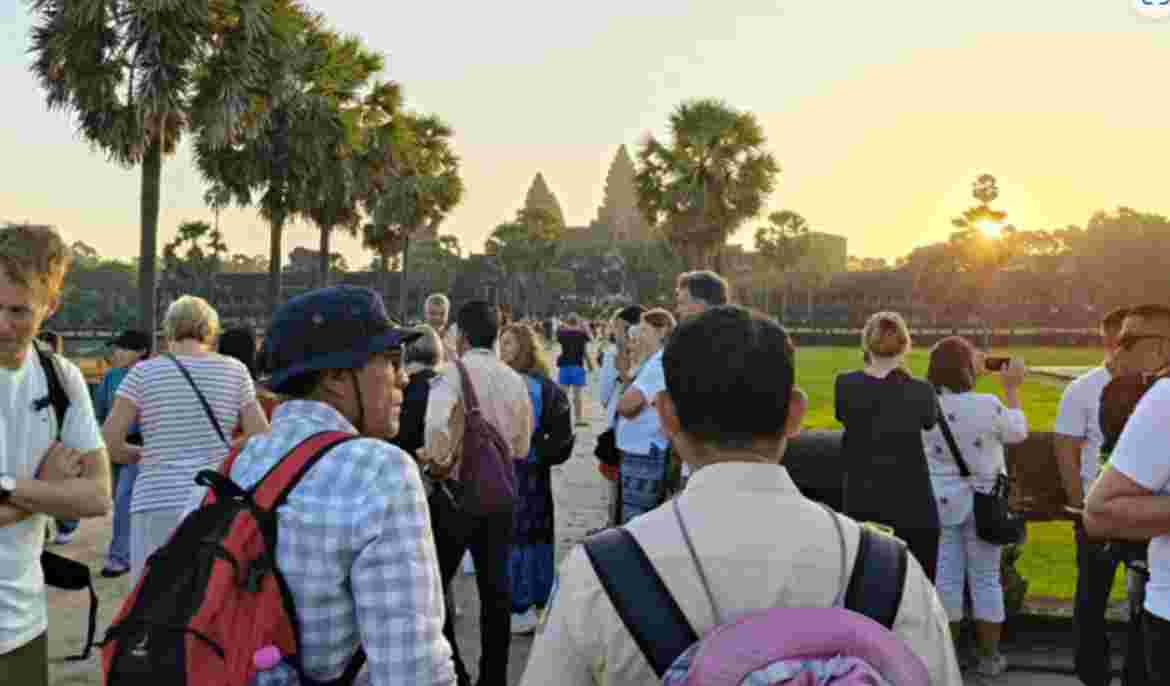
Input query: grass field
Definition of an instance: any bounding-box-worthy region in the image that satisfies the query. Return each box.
[792,345,1118,603]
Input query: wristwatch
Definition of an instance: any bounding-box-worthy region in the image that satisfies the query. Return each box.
[0,474,14,504]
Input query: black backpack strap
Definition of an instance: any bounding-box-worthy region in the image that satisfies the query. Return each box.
[584,527,697,678]
[41,550,98,661]
[33,340,70,441]
[844,526,908,629]
[164,353,230,448]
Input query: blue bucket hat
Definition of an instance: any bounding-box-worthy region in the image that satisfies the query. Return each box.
[264,286,421,394]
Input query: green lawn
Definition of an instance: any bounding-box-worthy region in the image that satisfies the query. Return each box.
[792,345,1118,603]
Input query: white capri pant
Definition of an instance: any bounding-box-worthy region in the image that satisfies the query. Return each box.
[936,514,1005,623]
[130,507,186,587]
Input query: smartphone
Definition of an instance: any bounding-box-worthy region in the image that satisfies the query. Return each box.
[985,356,1010,372]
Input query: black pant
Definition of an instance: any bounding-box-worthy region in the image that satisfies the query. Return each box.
[431,484,514,686]
[1074,525,1148,686]
[1145,610,1170,683]
[897,527,939,584]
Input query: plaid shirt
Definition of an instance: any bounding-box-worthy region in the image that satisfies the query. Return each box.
[222,400,454,686]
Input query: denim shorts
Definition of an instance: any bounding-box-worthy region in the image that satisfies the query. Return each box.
[558,365,587,387]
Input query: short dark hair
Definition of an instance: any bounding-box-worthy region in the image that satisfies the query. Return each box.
[927,336,977,394]
[458,300,499,350]
[678,271,730,307]
[663,306,795,448]
[617,305,645,326]
[1102,307,1130,334]
[218,328,258,379]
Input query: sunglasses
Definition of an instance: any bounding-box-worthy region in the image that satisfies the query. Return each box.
[1118,333,1170,351]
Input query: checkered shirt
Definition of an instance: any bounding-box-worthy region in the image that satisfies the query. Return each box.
[225,400,455,686]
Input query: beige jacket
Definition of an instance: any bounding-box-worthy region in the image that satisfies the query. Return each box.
[521,462,962,686]
[422,348,532,475]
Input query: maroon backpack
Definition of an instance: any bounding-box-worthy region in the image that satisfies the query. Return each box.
[101,431,365,686]
[453,358,518,515]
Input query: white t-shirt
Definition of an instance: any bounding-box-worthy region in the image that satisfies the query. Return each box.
[1053,366,1111,495]
[616,350,668,456]
[0,346,104,655]
[1108,378,1170,621]
[117,354,255,514]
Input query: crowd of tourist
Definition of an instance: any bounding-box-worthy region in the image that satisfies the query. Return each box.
[2,222,1170,685]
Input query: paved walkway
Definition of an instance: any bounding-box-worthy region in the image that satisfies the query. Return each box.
[45,385,1081,685]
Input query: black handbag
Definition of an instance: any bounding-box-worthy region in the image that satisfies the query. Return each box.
[936,402,1026,546]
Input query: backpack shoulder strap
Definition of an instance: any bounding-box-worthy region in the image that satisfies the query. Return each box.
[244,431,360,510]
[844,526,908,629]
[451,358,481,415]
[583,527,698,678]
[34,340,70,441]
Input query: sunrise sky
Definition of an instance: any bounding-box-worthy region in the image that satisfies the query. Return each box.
[3,1,1170,268]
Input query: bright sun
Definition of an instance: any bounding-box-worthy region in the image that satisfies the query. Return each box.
[975,218,1005,235]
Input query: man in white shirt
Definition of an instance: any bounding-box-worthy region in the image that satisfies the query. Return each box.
[422,300,532,686]
[521,306,962,686]
[0,224,111,685]
[1085,303,1170,682]
[1056,307,1134,686]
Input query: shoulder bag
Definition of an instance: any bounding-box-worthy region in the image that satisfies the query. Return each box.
[936,399,1025,545]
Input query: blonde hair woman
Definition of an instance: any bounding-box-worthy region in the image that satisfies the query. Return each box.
[834,311,942,581]
[102,295,270,584]
[499,324,574,633]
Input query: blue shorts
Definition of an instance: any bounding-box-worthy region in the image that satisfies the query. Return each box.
[558,365,587,387]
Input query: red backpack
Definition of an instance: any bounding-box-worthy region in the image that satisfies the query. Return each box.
[102,431,365,686]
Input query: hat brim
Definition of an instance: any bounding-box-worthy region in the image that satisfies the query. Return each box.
[268,327,422,394]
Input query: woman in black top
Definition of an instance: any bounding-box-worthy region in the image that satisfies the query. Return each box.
[556,314,593,426]
[835,312,940,581]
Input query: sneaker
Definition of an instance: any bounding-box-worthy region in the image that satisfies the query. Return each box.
[100,564,130,579]
[511,608,539,635]
[973,653,1008,678]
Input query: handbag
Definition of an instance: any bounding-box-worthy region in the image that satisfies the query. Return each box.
[452,359,517,515]
[936,400,1026,546]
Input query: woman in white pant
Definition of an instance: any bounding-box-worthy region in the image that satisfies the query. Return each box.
[922,336,1028,678]
[102,296,268,584]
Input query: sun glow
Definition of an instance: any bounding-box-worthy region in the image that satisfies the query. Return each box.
[976,218,1005,235]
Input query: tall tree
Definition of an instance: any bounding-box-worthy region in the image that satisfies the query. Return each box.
[301,33,383,288]
[754,210,810,320]
[29,0,277,336]
[363,113,463,319]
[196,10,374,314]
[524,173,566,228]
[634,99,780,270]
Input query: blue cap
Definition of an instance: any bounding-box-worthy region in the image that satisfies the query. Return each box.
[264,286,420,394]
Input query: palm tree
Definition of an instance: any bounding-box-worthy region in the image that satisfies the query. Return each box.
[363,113,463,320]
[634,99,780,270]
[196,12,372,314]
[29,0,277,336]
[754,210,810,320]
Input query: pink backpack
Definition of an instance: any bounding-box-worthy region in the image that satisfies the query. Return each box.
[584,501,930,686]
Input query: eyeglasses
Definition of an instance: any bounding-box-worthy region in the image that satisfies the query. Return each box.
[1118,333,1170,351]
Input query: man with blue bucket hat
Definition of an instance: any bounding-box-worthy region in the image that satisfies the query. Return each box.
[193,286,456,685]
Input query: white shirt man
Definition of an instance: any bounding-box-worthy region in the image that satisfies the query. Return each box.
[0,224,111,685]
[1085,303,1170,682]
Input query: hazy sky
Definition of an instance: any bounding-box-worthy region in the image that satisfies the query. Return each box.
[4,1,1170,269]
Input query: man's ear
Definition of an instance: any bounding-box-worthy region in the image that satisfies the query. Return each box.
[655,390,682,440]
[784,387,808,439]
